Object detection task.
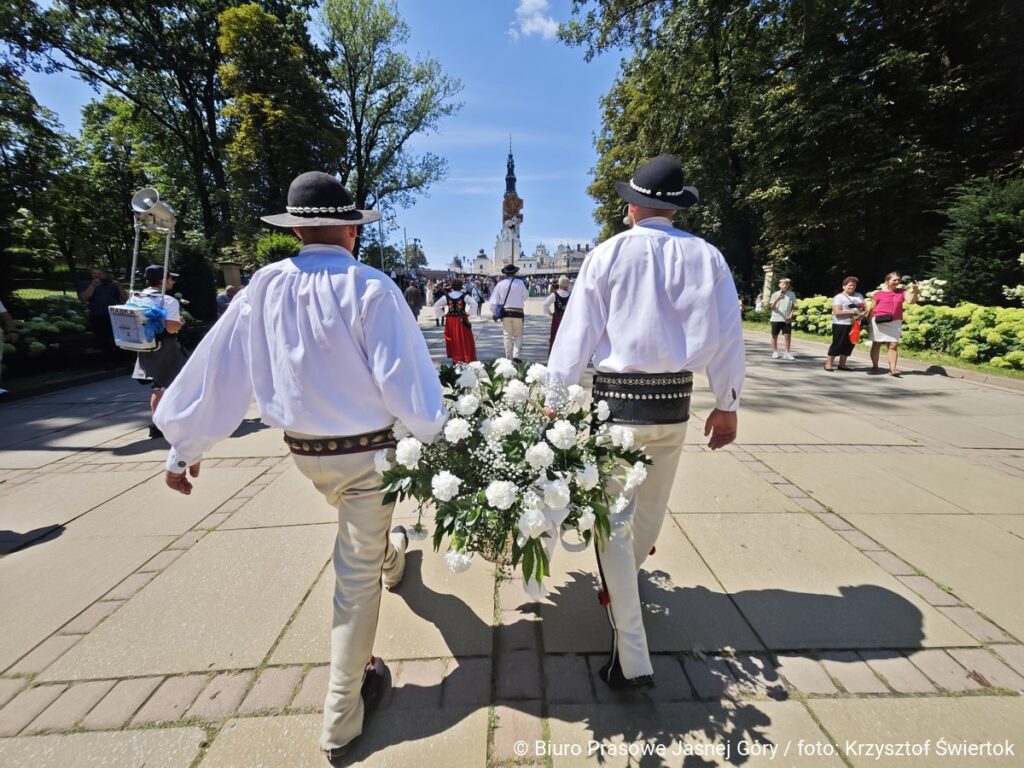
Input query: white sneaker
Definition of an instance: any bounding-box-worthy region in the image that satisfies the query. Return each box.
[771,351,780,359]
[783,353,795,361]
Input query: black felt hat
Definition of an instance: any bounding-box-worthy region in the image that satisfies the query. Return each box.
[615,155,699,210]
[261,172,381,228]
[501,264,520,275]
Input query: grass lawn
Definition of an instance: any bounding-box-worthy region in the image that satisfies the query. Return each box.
[742,320,1024,381]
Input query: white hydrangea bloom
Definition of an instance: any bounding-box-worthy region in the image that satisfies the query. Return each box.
[485,480,518,510]
[455,367,478,389]
[444,417,472,444]
[395,437,422,469]
[444,550,473,574]
[490,410,521,438]
[609,424,636,450]
[611,494,630,515]
[468,360,486,374]
[494,357,518,379]
[431,471,463,502]
[546,419,577,450]
[525,442,555,471]
[517,507,551,540]
[623,461,648,493]
[540,477,571,511]
[525,363,548,384]
[455,394,480,416]
[595,400,611,422]
[575,463,599,491]
[577,506,596,532]
[373,449,393,476]
[503,379,530,406]
[392,421,412,440]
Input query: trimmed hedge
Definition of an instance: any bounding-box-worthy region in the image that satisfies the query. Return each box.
[776,297,1024,369]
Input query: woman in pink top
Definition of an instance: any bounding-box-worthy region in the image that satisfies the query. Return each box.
[868,271,919,376]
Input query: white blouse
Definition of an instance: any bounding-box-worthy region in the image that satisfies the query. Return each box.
[433,291,477,312]
[154,244,447,472]
[542,289,571,316]
[546,217,745,411]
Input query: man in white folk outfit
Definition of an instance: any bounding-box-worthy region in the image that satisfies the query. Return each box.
[490,263,529,362]
[546,154,745,689]
[154,172,447,763]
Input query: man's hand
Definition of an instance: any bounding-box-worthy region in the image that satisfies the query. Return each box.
[704,409,738,451]
[165,462,201,495]
[543,406,557,420]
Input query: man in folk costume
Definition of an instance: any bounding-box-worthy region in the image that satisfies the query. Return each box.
[490,263,528,362]
[546,155,745,689]
[433,277,478,363]
[154,172,447,762]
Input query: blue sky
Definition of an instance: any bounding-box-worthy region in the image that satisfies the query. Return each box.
[24,0,624,270]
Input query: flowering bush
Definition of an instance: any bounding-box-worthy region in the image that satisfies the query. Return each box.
[375,359,652,594]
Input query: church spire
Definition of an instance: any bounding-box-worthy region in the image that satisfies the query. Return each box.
[505,137,517,196]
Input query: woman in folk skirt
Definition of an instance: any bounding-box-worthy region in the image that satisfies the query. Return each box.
[825,276,865,371]
[543,275,572,352]
[433,279,477,363]
[868,271,919,376]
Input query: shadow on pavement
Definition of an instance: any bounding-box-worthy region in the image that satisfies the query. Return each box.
[0,524,65,555]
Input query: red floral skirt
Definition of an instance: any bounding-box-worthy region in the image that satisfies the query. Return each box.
[549,313,563,351]
[444,316,477,363]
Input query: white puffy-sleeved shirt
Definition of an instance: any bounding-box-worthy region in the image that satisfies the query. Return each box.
[489,276,528,313]
[543,289,570,315]
[154,244,447,473]
[546,217,745,411]
[433,291,477,312]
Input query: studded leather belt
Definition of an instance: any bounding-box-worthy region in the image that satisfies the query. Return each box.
[592,371,693,425]
[501,307,524,318]
[283,427,396,456]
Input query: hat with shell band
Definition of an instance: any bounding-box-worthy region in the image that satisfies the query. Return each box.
[260,171,382,228]
[615,154,699,210]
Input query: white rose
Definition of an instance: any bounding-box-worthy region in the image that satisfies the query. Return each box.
[623,461,648,493]
[522,577,549,599]
[456,394,480,416]
[444,418,472,444]
[485,480,518,510]
[609,424,636,450]
[595,400,611,422]
[373,449,393,476]
[525,363,548,384]
[577,506,596,532]
[431,471,463,502]
[503,379,530,406]
[525,442,555,471]
[394,437,422,469]
[540,477,571,511]
[392,421,412,440]
[456,367,478,389]
[517,507,551,540]
[494,357,518,379]
[546,419,577,450]
[611,494,630,515]
[490,410,521,438]
[575,463,599,491]
[444,550,473,574]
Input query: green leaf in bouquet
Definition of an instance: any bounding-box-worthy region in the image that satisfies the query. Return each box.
[522,540,535,581]
[383,490,399,506]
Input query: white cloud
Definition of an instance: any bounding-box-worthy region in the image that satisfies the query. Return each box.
[509,0,559,41]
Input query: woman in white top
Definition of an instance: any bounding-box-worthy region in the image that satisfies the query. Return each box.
[825,276,865,371]
[543,275,572,352]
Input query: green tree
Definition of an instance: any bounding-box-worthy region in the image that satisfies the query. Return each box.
[218,4,346,244]
[321,0,462,215]
[932,174,1024,306]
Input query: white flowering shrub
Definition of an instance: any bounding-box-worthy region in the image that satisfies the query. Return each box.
[377,358,651,592]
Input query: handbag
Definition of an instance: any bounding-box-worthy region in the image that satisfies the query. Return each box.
[873,314,893,324]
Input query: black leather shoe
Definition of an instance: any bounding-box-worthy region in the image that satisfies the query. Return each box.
[323,745,350,766]
[148,424,163,439]
[361,656,391,713]
[598,654,654,690]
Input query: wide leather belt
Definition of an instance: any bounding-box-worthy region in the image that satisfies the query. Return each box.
[592,371,693,425]
[284,427,396,456]
[502,307,524,318]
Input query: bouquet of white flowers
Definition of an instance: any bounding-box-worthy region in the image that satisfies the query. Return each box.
[375,359,651,594]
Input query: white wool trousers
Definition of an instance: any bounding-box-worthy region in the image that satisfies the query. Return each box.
[290,445,404,752]
[597,420,688,680]
[501,316,524,359]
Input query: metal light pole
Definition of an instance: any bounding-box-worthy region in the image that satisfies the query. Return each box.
[402,227,409,273]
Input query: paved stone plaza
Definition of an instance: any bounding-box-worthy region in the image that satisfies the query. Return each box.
[1,298,1023,767]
